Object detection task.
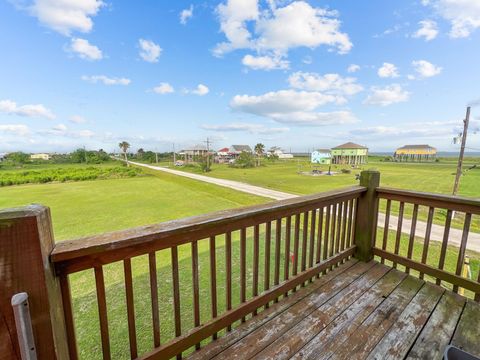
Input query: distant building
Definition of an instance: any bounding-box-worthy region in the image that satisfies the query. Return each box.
[216,147,231,163]
[331,142,368,165]
[30,153,51,161]
[394,145,437,162]
[311,149,331,165]
[229,145,252,155]
[0,153,6,162]
[179,145,209,162]
[268,147,294,159]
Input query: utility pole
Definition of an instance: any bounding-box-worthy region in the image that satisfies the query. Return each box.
[173,143,176,165]
[204,137,212,171]
[452,106,471,196]
[155,148,158,164]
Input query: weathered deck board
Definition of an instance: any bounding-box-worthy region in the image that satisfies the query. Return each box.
[186,261,480,360]
[366,282,444,360]
[451,300,480,357]
[406,291,466,360]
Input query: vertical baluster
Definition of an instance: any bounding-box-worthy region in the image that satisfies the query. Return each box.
[453,213,472,293]
[301,212,309,277]
[240,228,246,322]
[124,259,137,359]
[393,202,405,269]
[94,266,111,360]
[149,252,160,348]
[264,222,271,309]
[292,214,301,289]
[309,209,317,272]
[381,200,392,264]
[323,205,331,275]
[346,199,354,249]
[252,225,260,315]
[209,236,218,339]
[284,216,292,296]
[340,201,348,253]
[171,246,182,360]
[330,203,337,258]
[225,232,232,330]
[405,204,419,274]
[437,210,452,286]
[335,202,343,255]
[475,271,480,302]
[274,219,282,300]
[419,207,434,279]
[191,241,201,348]
[316,208,324,266]
[350,199,359,249]
[59,274,78,360]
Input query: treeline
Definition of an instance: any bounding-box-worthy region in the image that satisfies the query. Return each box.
[0,166,142,186]
[2,149,112,166]
[126,148,173,163]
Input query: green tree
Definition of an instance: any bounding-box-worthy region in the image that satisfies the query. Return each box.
[254,143,265,167]
[137,148,145,159]
[232,151,255,168]
[119,141,130,165]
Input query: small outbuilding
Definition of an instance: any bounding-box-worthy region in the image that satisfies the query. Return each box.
[394,145,437,162]
[331,142,368,165]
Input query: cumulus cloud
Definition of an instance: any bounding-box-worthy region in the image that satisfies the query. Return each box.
[377,63,399,78]
[363,84,410,106]
[0,99,55,119]
[413,20,439,41]
[81,75,131,85]
[28,0,104,36]
[347,64,360,73]
[411,60,442,78]
[423,0,480,38]
[230,90,357,126]
[214,0,352,63]
[0,124,31,136]
[288,72,363,96]
[351,124,455,138]
[139,39,162,63]
[186,84,209,96]
[201,123,289,134]
[70,115,87,124]
[69,38,103,60]
[153,82,174,94]
[242,54,289,70]
[180,5,194,24]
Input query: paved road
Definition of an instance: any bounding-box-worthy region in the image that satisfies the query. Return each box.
[130,160,480,252]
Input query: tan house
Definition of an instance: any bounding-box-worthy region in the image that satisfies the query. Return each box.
[30,153,51,160]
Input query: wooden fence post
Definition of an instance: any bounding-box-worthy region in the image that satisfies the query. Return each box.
[354,170,380,262]
[0,205,69,359]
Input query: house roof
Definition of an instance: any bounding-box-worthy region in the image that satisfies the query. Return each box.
[231,145,252,152]
[396,144,436,150]
[217,147,229,153]
[316,149,331,153]
[332,142,368,149]
[183,145,207,151]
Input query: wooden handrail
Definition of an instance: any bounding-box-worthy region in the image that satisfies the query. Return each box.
[51,186,366,274]
[377,187,480,215]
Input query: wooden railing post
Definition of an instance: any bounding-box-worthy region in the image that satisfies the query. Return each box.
[0,205,69,359]
[354,170,380,262]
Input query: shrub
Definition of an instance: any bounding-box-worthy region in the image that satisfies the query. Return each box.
[230,152,255,168]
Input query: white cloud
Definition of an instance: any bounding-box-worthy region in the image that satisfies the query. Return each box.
[377,63,399,78]
[29,0,103,36]
[424,0,480,38]
[0,99,55,119]
[53,123,68,132]
[77,129,95,137]
[288,72,363,96]
[139,39,162,63]
[69,38,103,60]
[81,75,131,85]
[230,90,357,126]
[411,60,442,78]
[201,123,289,134]
[363,84,410,106]
[153,82,174,94]
[180,5,193,25]
[352,124,454,138]
[242,54,289,70]
[413,20,439,41]
[70,115,87,124]
[347,64,360,73]
[214,0,352,58]
[0,124,30,136]
[189,84,209,96]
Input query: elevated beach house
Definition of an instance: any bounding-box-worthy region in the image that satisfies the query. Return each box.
[331,142,368,165]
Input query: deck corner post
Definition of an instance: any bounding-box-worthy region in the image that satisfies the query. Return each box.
[354,170,380,262]
[0,205,70,359]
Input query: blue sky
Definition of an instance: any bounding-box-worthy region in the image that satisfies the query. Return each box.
[1,0,479,153]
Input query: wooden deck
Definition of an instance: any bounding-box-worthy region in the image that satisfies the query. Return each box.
[188,259,480,360]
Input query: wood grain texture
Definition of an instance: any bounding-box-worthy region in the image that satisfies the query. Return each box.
[451,300,480,357]
[148,252,161,347]
[94,266,111,360]
[123,258,138,359]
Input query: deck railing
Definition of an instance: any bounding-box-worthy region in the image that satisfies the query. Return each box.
[373,187,480,299]
[1,170,479,360]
